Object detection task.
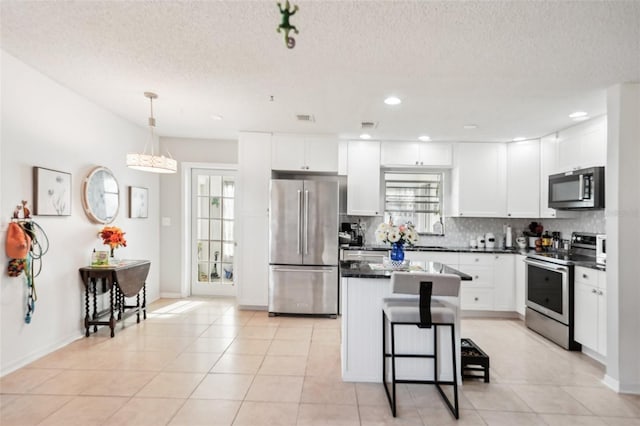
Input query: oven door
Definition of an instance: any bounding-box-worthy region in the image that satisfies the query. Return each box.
[525,258,570,324]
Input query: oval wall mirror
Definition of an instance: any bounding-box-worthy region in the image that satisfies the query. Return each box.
[81,166,120,224]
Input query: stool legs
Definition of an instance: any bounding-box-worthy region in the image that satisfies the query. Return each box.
[382,313,459,419]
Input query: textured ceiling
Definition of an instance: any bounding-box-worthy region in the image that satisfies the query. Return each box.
[1,1,639,142]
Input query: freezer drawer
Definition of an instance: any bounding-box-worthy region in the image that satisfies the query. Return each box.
[269,265,338,316]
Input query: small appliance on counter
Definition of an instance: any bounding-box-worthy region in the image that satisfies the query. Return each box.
[341,222,363,246]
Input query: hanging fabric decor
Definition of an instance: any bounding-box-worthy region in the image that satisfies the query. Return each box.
[277,0,299,49]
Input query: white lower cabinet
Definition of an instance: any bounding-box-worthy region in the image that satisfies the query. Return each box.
[457,253,514,311]
[404,251,459,267]
[493,254,515,311]
[514,254,526,316]
[574,266,607,356]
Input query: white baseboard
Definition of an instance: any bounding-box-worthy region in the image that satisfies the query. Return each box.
[581,346,606,366]
[603,375,640,394]
[460,310,520,319]
[159,292,184,298]
[237,305,267,311]
[1,332,84,377]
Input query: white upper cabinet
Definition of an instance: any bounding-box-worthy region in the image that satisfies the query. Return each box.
[347,141,382,216]
[556,115,607,172]
[506,139,540,218]
[338,140,348,176]
[540,134,560,218]
[380,141,453,167]
[271,134,339,173]
[450,143,507,217]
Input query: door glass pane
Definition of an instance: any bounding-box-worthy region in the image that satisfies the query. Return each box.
[209,197,222,218]
[192,169,236,291]
[197,175,209,196]
[209,176,222,196]
[196,219,209,240]
[222,199,234,219]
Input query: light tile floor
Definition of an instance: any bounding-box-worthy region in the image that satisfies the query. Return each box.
[2,297,640,425]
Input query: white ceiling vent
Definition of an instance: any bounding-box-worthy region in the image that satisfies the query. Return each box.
[361,121,378,129]
[296,114,315,122]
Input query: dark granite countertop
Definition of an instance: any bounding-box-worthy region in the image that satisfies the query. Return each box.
[340,245,518,254]
[340,260,472,280]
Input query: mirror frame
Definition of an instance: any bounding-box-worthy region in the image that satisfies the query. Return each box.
[81,166,120,224]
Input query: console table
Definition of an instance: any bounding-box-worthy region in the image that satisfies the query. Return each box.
[79,260,150,338]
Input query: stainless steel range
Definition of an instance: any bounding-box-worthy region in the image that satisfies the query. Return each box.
[524,232,598,350]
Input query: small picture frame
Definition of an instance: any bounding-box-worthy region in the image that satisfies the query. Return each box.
[129,186,148,219]
[33,167,72,216]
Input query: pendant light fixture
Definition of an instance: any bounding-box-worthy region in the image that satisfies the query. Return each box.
[126,92,177,174]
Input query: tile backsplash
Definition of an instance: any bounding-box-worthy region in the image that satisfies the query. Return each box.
[342,211,605,248]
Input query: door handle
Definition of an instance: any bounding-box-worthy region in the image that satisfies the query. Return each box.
[297,190,302,254]
[304,190,309,255]
[273,268,332,273]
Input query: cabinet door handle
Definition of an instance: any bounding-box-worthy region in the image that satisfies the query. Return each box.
[598,290,604,296]
[592,289,597,294]
[583,274,588,279]
[474,275,479,280]
[508,213,512,216]
[474,297,479,301]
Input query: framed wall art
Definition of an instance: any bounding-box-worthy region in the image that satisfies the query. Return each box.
[33,166,72,216]
[129,186,148,219]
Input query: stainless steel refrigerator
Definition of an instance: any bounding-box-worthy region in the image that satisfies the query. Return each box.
[268,179,339,316]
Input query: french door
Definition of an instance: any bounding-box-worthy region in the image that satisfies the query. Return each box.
[191,169,236,296]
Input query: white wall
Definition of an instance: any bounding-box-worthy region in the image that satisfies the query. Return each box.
[0,50,161,375]
[605,83,640,394]
[158,137,237,296]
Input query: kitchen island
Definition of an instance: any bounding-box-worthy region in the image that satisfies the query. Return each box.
[340,260,471,383]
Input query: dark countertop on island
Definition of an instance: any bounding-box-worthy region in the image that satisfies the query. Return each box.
[340,260,472,280]
[340,244,518,254]
[340,245,606,271]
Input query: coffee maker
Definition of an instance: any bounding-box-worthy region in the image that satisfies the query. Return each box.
[341,222,363,246]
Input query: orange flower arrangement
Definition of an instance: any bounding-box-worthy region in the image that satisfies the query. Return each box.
[98,226,127,251]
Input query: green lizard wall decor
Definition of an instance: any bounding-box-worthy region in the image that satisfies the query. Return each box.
[277,0,299,49]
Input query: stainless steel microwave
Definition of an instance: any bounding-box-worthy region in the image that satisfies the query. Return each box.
[548,166,605,210]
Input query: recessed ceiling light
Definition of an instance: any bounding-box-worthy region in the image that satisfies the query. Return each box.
[384,96,402,106]
[573,116,590,122]
[513,137,526,142]
[418,135,431,142]
[569,111,588,119]
[463,124,478,130]
[211,114,223,120]
[360,133,372,140]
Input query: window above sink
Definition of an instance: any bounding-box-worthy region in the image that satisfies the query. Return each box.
[383,172,445,235]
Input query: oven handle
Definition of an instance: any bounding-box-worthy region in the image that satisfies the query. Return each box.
[524,258,569,273]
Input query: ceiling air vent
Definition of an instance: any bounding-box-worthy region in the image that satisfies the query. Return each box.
[296,114,315,122]
[361,121,378,129]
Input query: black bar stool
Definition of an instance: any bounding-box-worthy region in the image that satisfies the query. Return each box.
[382,272,460,419]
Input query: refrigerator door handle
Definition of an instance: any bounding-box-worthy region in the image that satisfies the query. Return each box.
[297,189,302,254]
[271,267,333,273]
[304,190,309,255]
